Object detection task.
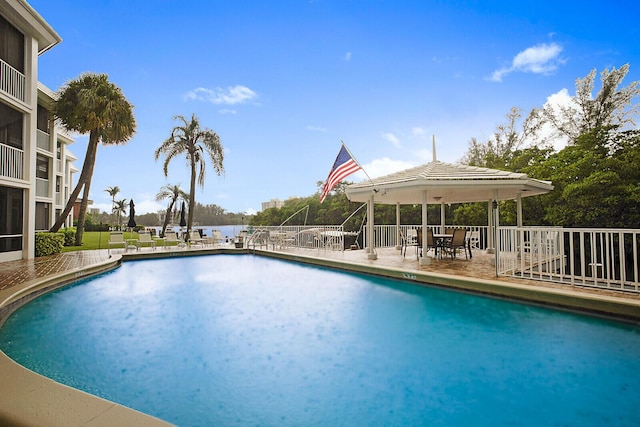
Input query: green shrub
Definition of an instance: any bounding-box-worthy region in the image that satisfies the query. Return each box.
[35,232,65,257]
[60,227,76,246]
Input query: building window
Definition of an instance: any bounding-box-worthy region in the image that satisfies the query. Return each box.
[36,154,49,179]
[0,15,25,73]
[35,202,50,231]
[0,186,23,252]
[0,101,23,149]
[37,104,50,133]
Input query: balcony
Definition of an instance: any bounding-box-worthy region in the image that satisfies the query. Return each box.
[1,59,25,103]
[36,178,49,197]
[0,142,24,180]
[37,129,51,152]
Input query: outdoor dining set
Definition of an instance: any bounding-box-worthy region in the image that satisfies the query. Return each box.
[400,228,473,260]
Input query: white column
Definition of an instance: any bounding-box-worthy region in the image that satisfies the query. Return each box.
[367,195,377,260]
[486,199,494,253]
[440,203,446,234]
[419,190,430,266]
[395,202,401,250]
[516,193,523,227]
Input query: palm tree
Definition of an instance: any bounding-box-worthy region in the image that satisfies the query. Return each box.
[105,185,120,226]
[113,198,127,230]
[156,184,188,237]
[49,73,136,246]
[154,114,224,236]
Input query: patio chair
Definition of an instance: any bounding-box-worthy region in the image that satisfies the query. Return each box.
[443,228,468,259]
[400,229,419,258]
[416,229,438,259]
[136,231,156,251]
[468,231,480,250]
[107,231,126,255]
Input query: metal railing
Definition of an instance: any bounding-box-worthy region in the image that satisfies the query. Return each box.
[244,225,350,251]
[0,142,24,180]
[1,59,25,102]
[37,130,51,151]
[498,226,640,293]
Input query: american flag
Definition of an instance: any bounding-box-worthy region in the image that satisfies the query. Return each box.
[320,144,362,203]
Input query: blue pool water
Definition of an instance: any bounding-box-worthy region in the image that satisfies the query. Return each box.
[1,254,640,426]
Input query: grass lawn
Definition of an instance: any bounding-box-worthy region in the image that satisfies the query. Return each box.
[61,231,143,252]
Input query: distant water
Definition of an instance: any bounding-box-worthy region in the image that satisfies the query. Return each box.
[151,225,243,240]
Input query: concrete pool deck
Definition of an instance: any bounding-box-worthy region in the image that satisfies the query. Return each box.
[2,245,640,425]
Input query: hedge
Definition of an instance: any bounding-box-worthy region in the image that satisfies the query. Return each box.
[60,227,76,246]
[35,232,65,257]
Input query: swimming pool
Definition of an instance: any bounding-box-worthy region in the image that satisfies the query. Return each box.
[1,254,639,426]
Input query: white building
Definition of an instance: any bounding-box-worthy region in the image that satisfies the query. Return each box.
[261,198,285,211]
[1,0,77,261]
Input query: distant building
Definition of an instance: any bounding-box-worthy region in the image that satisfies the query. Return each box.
[261,198,285,211]
[1,2,78,261]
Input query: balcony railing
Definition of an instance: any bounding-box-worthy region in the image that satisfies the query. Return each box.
[37,129,51,152]
[0,142,24,180]
[1,59,25,102]
[36,178,49,197]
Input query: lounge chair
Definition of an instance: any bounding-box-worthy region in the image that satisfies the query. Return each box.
[107,231,127,255]
[136,231,156,251]
[163,232,183,248]
[188,231,205,247]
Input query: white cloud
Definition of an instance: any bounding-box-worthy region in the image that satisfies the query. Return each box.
[344,51,352,61]
[540,88,574,151]
[490,43,564,82]
[412,127,425,136]
[359,157,417,179]
[185,85,257,104]
[382,132,401,147]
[307,125,328,132]
[219,109,237,115]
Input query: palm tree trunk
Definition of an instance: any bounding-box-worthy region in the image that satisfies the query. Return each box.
[50,133,99,233]
[75,181,92,245]
[160,201,175,238]
[187,157,197,237]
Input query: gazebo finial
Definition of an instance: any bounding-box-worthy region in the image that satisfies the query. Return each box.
[432,135,437,162]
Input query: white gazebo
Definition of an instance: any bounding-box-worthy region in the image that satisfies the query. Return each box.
[345,143,553,264]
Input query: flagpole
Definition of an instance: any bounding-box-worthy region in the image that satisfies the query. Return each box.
[341,140,373,182]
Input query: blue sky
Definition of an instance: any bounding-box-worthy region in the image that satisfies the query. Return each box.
[29,0,639,215]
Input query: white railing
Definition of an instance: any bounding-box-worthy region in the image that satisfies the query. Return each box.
[1,59,25,102]
[244,225,350,251]
[37,130,51,151]
[0,142,24,179]
[366,225,489,250]
[36,178,49,197]
[498,226,640,293]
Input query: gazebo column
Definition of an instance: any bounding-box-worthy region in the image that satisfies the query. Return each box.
[516,193,523,227]
[419,190,431,266]
[440,203,446,234]
[367,195,377,260]
[487,199,494,254]
[395,202,401,250]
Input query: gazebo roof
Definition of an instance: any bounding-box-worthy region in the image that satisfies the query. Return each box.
[346,160,553,205]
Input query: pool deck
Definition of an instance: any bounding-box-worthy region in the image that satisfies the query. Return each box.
[2,244,640,426]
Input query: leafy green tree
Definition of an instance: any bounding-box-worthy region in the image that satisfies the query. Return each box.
[155,114,224,236]
[49,73,136,246]
[156,184,187,237]
[533,64,640,142]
